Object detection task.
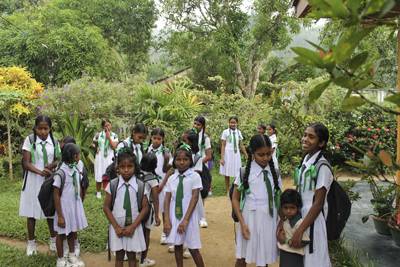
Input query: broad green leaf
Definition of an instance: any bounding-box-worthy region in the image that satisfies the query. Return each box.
[342,96,366,111]
[333,76,352,89]
[309,80,331,102]
[353,79,372,90]
[384,93,400,106]
[333,28,373,64]
[306,40,327,52]
[379,0,396,18]
[327,0,351,17]
[349,52,369,72]
[292,47,324,67]
[345,160,367,169]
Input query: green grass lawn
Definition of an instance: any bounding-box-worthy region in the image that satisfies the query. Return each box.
[0,243,56,267]
[0,168,227,253]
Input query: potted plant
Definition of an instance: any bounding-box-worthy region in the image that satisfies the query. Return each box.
[388,191,400,246]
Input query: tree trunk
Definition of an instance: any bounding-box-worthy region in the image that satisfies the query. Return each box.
[6,115,13,180]
[396,27,400,216]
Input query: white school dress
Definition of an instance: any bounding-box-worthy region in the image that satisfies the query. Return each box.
[269,134,279,166]
[53,163,88,235]
[94,131,118,183]
[148,144,172,214]
[299,151,332,267]
[234,161,281,266]
[117,138,143,164]
[219,128,243,177]
[105,176,149,252]
[165,168,202,249]
[198,129,211,163]
[19,135,56,219]
[143,171,160,229]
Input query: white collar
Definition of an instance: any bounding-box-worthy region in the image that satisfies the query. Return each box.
[61,162,79,176]
[36,135,52,145]
[302,151,322,168]
[171,168,194,182]
[250,160,271,177]
[149,144,162,152]
[117,175,138,191]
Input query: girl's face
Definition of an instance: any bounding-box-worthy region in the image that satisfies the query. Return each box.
[266,126,275,136]
[132,132,146,144]
[301,127,325,154]
[257,126,266,135]
[103,122,112,132]
[174,151,191,173]
[118,158,135,181]
[35,121,51,141]
[181,133,191,146]
[151,134,163,148]
[193,121,203,132]
[73,152,81,163]
[282,203,298,219]
[253,146,273,168]
[229,119,238,130]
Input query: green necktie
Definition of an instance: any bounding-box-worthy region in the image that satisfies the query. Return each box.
[135,145,140,163]
[175,175,185,220]
[123,184,132,226]
[41,142,48,167]
[103,132,109,158]
[263,170,274,217]
[68,163,79,200]
[232,130,238,153]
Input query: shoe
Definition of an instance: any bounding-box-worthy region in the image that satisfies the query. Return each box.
[96,192,102,199]
[140,258,156,267]
[199,218,208,228]
[208,190,213,196]
[26,240,37,256]
[74,240,80,257]
[160,233,167,245]
[63,239,69,257]
[183,248,191,259]
[49,237,57,252]
[68,254,85,267]
[168,245,174,253]
[56,257,68,267]
[124,253,128,261]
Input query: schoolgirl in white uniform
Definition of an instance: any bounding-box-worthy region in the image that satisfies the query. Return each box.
[54,143,87,267]
[220,116,248,193]
[19,115,61,255]
[287,123,332,267]
[93,119,118,199]
[232,134,282,267]
[163,145,205,267]
[117,123,148,165]
[267,124,279,167]
[103,149,150,267]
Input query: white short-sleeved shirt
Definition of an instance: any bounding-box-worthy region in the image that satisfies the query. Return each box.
[192,153,203,172]
[53,163,82,197]
[198,130,211,158]
[234,161,282,211]
[147,144,171,178]
[117,138,143,163]
[22,135,56,169]
[93,131,118,153]
[142,171,159,203]
[165,168,203,202]
[221,128,243,151]
[269,134,277,149]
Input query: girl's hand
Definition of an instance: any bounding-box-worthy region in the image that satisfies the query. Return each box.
[114,226,124,238]
[57,216,65,228]
[241,224,250,240]
[43,168,52,177]
[277,228,286,244]
[163,220,172,236]
[166,168,174,177]
[289,228,304,248]
[105,128,111,139]
[220,159,225,166]
[177,219,189,234]
[123,225,136,237]
[155,216,161,227]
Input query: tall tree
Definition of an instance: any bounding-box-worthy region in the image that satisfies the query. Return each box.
[161,0,300,98]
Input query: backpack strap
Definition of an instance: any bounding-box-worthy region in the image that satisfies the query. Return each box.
[136,178,145,213]
[110,178,120,211]
[54,169,66,196]
[194,154,202,166]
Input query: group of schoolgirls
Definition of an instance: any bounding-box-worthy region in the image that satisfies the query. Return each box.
[19,115,88,267]
[93,117,212,267]
[229,120,333,267]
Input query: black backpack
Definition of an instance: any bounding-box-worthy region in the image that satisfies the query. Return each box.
[38,169,66,217]
[193,154,212,199]
[309,160,351,253]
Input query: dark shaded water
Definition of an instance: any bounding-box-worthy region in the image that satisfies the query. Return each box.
[343,181,399,267]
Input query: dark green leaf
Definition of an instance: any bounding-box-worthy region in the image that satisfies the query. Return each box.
[342,96,366,111]
[333,28,373,64]
[309,80,331,102]
[349,52,369,72]
[384,93,400,106]
[362,215,370,223]
[292,47,324,67]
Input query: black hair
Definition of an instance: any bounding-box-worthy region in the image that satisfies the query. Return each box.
[140,152,158,174]
[229,116,239,123]
[243,134,280,192]
[131,123,148,135]
[183,129,199,154]
[280,189,302,209]
[194,116,206,152]
[101,119,111,128]
[267,124,277,135]
[61,136,76,150]
[150,127,165,148]
[32,115,56,150]
[62,143,80,164]
[298,122,330,168]
[172,145,194,169]
[116,148,140,176]
[258,124,267,131]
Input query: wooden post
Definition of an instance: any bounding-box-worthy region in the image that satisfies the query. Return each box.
[396,29,400,214]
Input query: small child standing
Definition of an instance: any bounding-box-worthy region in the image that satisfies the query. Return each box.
[103,149,150,267]
[220,116,247,193]
[163,146,205,267]
[54,143,87,267]
[277,189,309,267]
[139,153,161,267]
